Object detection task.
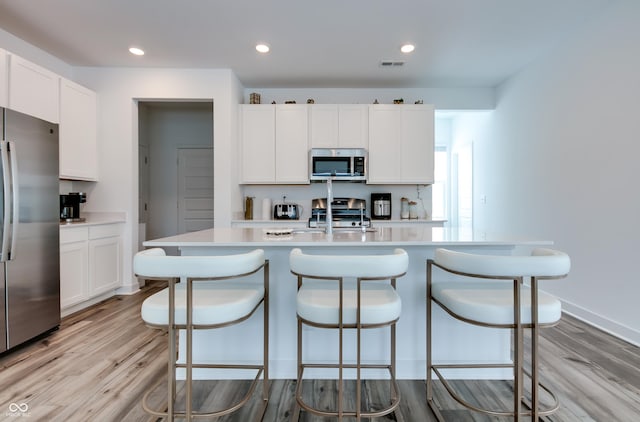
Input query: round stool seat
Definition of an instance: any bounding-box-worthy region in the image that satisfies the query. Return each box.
[432,281,561,325]
[297,281,401,325]
[141,281,264,326]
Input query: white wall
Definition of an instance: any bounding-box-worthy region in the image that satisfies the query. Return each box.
[473,0,640,344]
[71,67,242,293]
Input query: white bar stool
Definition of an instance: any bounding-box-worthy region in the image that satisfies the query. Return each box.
[133,248,269,422]
[289,247,408,421]
[426,247,571,421]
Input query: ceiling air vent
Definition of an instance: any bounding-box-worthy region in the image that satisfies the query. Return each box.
[380,60,405,67]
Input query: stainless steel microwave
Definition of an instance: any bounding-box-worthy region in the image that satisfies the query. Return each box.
[309,148,367,182]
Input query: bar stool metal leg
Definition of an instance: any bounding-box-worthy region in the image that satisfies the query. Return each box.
[426,248,570,420]
[135,248,270,421]
[289,248,407,421]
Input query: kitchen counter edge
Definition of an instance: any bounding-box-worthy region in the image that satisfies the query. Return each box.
[59,212,126,228]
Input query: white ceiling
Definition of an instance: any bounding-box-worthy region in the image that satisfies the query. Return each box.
[0,0,615,88]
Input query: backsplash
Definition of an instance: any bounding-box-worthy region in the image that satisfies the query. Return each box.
[240,184,431,221]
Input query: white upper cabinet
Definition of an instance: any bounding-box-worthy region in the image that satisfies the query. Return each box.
[7,53,60,123]
[0,49,7,108]
[399,105,434,183]
[309,104,338,148]
[240,103,432,185]
[275,104,309,183]
[239,104,309,184]
[337,104,368,148]
[240,105,276,183]
[310,104,368,148]
[368,104,434,184]
[59,78,98,181]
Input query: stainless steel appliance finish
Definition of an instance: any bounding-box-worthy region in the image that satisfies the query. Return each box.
[1,107,60,353]
[308,197,371,228]
[309,148,367,182]
[273,203,300,220]
[371,193,392,220]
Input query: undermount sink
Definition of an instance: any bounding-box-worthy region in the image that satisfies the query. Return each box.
[292,227,377,234]
[333,227,377,233]
[291,229,325,234]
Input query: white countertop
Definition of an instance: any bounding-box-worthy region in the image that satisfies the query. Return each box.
[142,226,550,380]
[143,226,550,248]
[231,218,447,225]
[59,212,126,228]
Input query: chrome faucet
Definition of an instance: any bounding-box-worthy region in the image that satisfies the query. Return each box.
[325,178,333,235]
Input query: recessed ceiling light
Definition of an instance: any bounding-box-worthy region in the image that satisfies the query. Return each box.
[256,44,270,53]
[400,44,415,54]
[129,47,145,56]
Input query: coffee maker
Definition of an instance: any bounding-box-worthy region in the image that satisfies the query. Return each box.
[60,192,86,222]
[371,193,392,220]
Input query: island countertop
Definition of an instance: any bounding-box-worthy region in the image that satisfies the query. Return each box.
[142,226,550,248]
[141,227,552,381]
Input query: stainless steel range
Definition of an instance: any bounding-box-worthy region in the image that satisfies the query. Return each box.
[308,197,371,228]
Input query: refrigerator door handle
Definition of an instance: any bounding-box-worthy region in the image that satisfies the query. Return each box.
[0,141,11,262]
[8,141,19,260]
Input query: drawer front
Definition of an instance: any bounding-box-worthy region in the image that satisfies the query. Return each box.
[89,223,123,240]
[60,226,88,243]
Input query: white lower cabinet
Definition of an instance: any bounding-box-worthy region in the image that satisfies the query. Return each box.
[60,223,122,313]
[89,234,121,296]
[60,236,89,309]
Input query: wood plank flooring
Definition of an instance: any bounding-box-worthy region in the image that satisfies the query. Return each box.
[1,283,639,421]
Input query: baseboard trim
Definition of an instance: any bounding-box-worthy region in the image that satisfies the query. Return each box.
[561,300,640,348]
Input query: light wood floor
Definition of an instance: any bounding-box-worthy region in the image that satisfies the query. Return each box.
[1,283,639,421]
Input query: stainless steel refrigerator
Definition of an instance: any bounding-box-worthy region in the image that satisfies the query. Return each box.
[1,107,60,353]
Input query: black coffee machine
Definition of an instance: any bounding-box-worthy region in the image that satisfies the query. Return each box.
[60,192,87,222]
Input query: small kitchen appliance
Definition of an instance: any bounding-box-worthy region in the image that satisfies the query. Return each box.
[60,192,86,222]
[371,193,392,220]
[309,148,367,182]
[273,203,301,220]
[308,197,371,228]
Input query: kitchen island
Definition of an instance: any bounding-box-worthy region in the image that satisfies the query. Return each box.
[143,226,551,380]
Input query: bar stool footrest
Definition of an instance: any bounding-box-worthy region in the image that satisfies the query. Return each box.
[142,366,269,420]
[428,364,559,419]
[294,365,401,419]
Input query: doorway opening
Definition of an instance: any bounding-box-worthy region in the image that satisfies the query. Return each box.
[138,101,214,250]
[434,110,490,233]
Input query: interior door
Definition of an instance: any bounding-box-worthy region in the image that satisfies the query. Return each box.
[138,144,149,225]
[177,148,214,233]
